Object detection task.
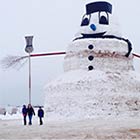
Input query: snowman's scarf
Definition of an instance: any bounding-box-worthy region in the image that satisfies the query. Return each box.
[74,35,132,57]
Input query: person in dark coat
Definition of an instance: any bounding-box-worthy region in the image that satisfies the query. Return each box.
[27,104,35,125]
[38,106,44,125]
[22,105,27,125]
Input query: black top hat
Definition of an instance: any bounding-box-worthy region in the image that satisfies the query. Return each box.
[86,1,112,15]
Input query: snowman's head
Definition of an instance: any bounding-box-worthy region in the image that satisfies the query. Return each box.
[74,1,122,40]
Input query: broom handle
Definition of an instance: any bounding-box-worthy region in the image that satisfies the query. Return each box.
[29,51,140,58]
[30,52,66,57]
[133,53,140,58]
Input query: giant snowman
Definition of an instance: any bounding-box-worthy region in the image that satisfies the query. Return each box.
[44,1,140,120]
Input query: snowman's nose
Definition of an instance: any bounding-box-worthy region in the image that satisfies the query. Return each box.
[90,24,96,31]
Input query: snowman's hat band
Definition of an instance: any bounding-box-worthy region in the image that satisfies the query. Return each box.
[86,1,112,15]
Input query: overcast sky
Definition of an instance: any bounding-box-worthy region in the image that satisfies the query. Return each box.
[0,0,140,106]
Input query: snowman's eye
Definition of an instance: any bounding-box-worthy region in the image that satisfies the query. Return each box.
[81,14,91,26]
[99,12,109,25]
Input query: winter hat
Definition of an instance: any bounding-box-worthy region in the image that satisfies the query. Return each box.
[86,1,112,15]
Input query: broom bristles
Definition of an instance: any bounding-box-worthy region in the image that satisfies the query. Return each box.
[1,55,29,70]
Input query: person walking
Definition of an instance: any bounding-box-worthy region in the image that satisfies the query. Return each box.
[22,105,27,125]
[27,104,35,125]
[38,106,44,125]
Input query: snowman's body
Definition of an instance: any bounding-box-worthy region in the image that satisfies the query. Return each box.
[44,1,140,121]
[64,38,133,72]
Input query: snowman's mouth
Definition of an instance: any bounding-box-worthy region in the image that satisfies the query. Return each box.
[74,32,106,40]
[82,32,106,38]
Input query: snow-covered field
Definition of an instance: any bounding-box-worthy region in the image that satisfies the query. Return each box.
[0,110,140,140]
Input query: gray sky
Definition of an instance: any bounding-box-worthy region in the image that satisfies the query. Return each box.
[0,0,140,106]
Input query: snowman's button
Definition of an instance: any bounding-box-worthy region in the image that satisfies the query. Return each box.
[88,65,94,71]
[88,55,94,61]
[88,45,94,50]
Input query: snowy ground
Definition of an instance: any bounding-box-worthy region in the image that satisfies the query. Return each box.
[0,114,140,140]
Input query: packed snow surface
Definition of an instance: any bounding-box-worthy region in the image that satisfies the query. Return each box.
[0,114,140,139]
